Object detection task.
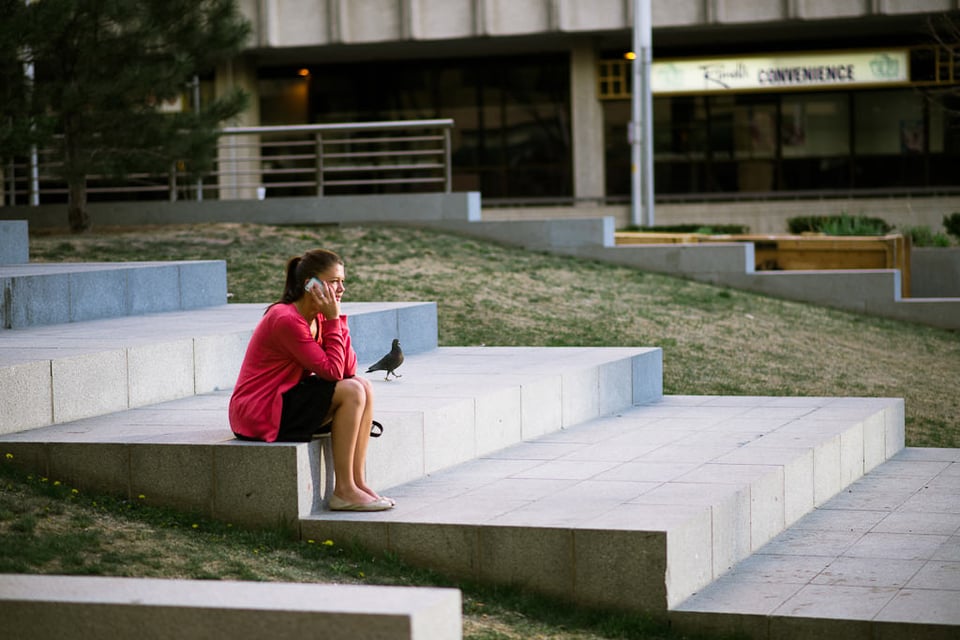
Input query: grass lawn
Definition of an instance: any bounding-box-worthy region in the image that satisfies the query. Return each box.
[6,221,958,639]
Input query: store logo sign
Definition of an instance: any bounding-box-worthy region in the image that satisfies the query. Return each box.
[653,50,909,94]
[869,54,900,79]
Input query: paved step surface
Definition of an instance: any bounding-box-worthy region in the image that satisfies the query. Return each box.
[671,447,960,638]
[303,394,905,613]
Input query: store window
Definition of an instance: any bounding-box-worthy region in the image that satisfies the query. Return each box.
[260,55,572,199]
[781,93,850,190]
[852,90,926,188]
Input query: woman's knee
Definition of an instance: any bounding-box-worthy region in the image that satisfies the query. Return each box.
[333,377,366,406]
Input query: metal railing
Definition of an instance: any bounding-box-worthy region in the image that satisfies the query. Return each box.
[1,119,454,206]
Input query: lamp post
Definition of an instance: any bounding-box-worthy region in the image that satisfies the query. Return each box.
[630,0,654,227]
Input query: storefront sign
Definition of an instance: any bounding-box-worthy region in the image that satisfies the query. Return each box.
[653,51,909,94]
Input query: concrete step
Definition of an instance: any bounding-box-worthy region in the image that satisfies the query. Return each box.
[0,261,228,330]
[0,301,438,436]
[670,446,960,638]
[0,345,662,529]
[0,574,462,640]
[302,395,905,615]
[0,220,28,264]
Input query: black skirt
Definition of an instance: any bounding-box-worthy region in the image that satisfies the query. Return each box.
[275,375,339,442]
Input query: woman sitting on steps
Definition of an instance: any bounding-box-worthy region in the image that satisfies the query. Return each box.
[229,248,393,512]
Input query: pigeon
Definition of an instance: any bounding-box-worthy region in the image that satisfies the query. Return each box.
[366,339,404,380]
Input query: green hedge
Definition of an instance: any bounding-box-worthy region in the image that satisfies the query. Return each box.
[787,214,892,236]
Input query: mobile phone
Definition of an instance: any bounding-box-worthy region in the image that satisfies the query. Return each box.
[306,277,323,292]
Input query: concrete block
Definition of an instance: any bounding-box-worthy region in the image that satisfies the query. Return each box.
[0,442,50,477]
[519,376,563,440]
[9,274,70,328]
[598,356,633,416]
[126,264,181,315]
[127,339,195,407]
[665,509,715,608]
[783,449,815,526]
[212,442,313,527]
[69,269,128,323]
[389,522,480,582]
[813,434,842,506]
[178,261,228,309]
[299,519,392,553]
[129,445,215,514]
[397,302,438,356]
[0,575,463,640]
[572,528,668,612]
[884,400,905,458]
[350,309,398,367]
[193,331,252,393]
[474,386,522,456]
[0,361,53,435]
[419,398,474,475]
[751,468,787,550]
[52,351,128,423]
[633,348,663,404]
[478,526,574,601]
[911,247,960,297]
[47,443,130,496]
[0,220,29,264]
[365,410,427,490]
[863,412,886,473]
[839,421,865,487]
[561,365,600,427]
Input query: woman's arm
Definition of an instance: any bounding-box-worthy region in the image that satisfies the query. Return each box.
[274,312,349,380]
[340,316,358,377]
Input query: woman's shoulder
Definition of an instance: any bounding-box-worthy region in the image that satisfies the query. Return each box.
[263,302,304,325]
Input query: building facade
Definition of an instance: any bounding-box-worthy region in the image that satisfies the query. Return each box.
[219,1,960,227]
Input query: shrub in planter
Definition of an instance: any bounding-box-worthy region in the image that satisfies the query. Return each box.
[787,213,892,236]
[944,212,960,242]
[902,225,951,247]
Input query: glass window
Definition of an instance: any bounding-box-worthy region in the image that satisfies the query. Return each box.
[781,93,849,158]
[264,55,572,200]
[854,90,924,155]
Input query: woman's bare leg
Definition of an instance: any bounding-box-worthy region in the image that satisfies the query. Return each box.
[327,378,375,505]
[351,376,380,499]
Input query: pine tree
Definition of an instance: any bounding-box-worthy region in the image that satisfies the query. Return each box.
[1,0,250,232]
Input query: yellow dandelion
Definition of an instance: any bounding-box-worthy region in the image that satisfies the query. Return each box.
[53,480,61,486]
[71,489,79,495]
[192,524,199,529]
[322,539,334,547]
[307,539,315,544]
[4,453,12,459]
[138,494,146,500]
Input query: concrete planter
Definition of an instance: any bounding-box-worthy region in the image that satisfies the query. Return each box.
[911,247,960,298]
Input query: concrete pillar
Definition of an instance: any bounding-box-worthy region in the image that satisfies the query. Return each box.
[215,57,262,200]
[570,41,606,202]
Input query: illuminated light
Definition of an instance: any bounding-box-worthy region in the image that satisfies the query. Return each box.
[298,68,311,77]
[624,52,637,60]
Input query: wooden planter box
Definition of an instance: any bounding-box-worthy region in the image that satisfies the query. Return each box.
[615,232,911,297]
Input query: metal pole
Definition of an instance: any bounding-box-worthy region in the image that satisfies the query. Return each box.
[631,0,654,227]
[193,75,203,201]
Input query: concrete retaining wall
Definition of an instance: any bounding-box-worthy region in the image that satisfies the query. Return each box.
[912,247,960,298]
[0,192,481,229]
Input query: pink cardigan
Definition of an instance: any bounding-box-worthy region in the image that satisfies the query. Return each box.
[229,303,357,441]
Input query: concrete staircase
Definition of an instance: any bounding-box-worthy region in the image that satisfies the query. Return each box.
[2,221,958,638]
